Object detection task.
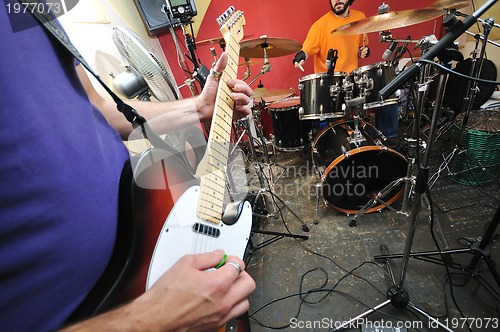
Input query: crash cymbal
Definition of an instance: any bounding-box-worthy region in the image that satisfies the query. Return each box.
[238,59,260,66]
[430,0,470,10]
[332,8,443,35]
[197,35,254,47]
[240,37,302,58]
[251,87,295,103]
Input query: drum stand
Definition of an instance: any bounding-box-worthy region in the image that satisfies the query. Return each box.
[236,117,308,261]
[429,18,499,188]
[333,49,464,331]
[349,57,441,227]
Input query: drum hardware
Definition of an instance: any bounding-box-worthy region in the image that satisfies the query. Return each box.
[236,117,309,256]
[336,3,498,330]
[430,16,499,187]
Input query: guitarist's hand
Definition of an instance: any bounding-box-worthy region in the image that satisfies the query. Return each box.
[196,52,253,123]
[62,250,254,331]
[135,250,255,331]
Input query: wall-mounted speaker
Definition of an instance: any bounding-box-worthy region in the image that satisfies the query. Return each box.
[133,0,197,37]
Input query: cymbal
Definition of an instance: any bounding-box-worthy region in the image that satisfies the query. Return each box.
[197,35,254,47]
[332,8,443,35]
[240,37,302,58]
[238,59,260,66]
[430,0,470,10]
[251,87,295,103]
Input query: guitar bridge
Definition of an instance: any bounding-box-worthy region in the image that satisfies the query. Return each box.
[192,223,221,238]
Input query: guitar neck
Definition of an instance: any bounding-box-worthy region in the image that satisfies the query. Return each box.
[197,9,245,224]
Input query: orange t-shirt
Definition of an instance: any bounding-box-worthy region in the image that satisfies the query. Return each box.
[302,10,368,74]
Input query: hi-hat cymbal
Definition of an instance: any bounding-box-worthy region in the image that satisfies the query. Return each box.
[240,37,302,58]
[197,35,254,47]
[430,0,470,10]
[251,87,295,103]
[332,8,443,35]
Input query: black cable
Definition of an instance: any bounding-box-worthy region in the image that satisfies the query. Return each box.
[416,58,500,85]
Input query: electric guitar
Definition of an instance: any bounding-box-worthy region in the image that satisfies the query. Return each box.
[68,8,251,330]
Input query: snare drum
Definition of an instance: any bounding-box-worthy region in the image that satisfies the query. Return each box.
[268,97,312,151]
[350,61,400,109]
[298,72,346,120]
[312,118,407,214]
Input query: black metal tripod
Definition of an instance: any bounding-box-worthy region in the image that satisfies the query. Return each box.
[333,58,455,332]
[236,116,308,264]
[333,2,499,330]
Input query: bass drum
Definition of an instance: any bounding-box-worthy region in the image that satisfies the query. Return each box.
[312,119,407,214]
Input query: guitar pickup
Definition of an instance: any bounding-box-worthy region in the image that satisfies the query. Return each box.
[192,223,221,238]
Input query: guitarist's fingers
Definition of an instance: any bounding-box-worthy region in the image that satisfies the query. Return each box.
[220,299,251,326]
[188,249,228,271]
[218,272,255,323]
[210,52,228,82]
[226,79,252,119]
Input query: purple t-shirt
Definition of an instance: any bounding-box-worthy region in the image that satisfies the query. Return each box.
[0,8,130,331]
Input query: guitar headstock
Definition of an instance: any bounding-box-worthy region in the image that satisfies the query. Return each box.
[217,7,246,45]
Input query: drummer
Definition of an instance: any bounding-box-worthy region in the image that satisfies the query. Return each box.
[293,0,399,141]
[293,0,369,74]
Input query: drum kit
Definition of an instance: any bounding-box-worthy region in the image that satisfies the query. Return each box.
[197,0,495,224]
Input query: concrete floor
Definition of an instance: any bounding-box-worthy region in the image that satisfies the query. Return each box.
[238,114,500,332]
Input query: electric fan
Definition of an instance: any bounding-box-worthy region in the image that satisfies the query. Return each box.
[111,25,180,102]
[112,26,206,175]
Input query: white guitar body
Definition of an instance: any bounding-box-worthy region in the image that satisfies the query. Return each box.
[146,185,253,290]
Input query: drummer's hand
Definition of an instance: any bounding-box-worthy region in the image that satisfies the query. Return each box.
[359,46,370,58]
[293,50,306,71]
[294,59,305,72]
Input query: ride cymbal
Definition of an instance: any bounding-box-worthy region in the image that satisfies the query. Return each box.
[197,35,254,47]
[332,8,443,35]
[430,0,470,10]
[240,37,302,58]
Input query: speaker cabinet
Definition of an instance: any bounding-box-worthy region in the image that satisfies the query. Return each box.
[133,0,197,36]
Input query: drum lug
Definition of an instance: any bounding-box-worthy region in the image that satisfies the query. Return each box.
[298,82,304,91]
[299,106,304,115]
[341,145,350,158]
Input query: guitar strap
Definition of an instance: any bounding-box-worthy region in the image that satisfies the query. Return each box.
[19,0,179,154]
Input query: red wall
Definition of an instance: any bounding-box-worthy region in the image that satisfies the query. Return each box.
[159,0,440,98]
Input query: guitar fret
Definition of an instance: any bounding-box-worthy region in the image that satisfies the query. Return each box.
[197,10,245,223]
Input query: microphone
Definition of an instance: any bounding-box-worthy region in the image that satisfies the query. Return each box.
[382,41,398,61]
[325,48,334,70]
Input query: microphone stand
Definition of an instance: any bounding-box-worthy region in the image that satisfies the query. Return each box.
[334,1,499,330]
[181,22,210,89]
[379,0,498,99]
[446,17,498,183]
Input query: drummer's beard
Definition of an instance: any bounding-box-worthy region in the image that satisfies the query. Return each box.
[330,2,348,16]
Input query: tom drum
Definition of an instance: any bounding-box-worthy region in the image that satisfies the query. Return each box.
[298,72,347,120]
[268,97,312,151]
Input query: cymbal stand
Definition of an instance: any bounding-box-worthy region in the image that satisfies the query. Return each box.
[333,57,455,332]
[348,60,437,227]
[248,47,271,86]
[430,17,498,187]
[236,117,308,259]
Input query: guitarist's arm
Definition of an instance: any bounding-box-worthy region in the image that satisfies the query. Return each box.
[77,53,252,140]
[62,251,255,331]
